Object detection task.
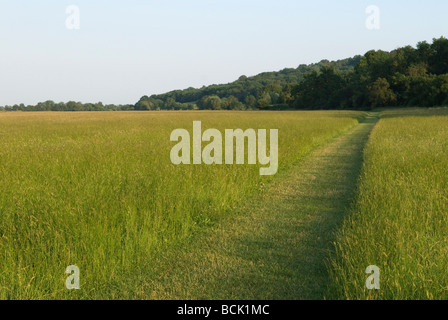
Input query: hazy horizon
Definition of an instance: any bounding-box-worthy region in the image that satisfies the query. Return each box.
[1,0,447,106]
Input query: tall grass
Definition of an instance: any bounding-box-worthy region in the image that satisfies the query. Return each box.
[329,107,448,300]
[0,110,363,299]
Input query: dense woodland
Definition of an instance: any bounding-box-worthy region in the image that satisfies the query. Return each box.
[2,37,447,112]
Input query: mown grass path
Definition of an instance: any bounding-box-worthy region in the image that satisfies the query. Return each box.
[143,114,379,300]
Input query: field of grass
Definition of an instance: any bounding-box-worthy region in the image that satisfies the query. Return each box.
[3,108,446,300]
[329,107,448,300]
[141,113,378,300]
[0,110,364,299]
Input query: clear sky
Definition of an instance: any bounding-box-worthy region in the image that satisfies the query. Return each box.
[1,0,447,106]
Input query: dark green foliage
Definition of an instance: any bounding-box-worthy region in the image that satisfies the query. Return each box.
[133,37,447,111]
[367,78,397,108]
[2,37,447,112]
[291,66,346,109]
[134,56,362,111]
[1,100,133,112]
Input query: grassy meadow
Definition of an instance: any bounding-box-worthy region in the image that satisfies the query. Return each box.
[2,107,447,300]
[142,112,378,300]
[329,107,448,300]
[0,110,364,299]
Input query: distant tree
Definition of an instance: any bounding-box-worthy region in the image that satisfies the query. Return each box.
[245,95,257,109]
[222,96,244,110]
[292,66,345,109]
[356,50,392,83]
[66,101,82,111]
[429,37,448,75]
[257,92,272,109]
[367,78,397,107]
[269,92,280,105]
[135,100,153,110]
[279,84,294,104]
[407,62,428,77]
[165,98,177,109]
[198,95,222,110]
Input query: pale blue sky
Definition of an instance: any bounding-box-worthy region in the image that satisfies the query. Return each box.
[1,0,447,106]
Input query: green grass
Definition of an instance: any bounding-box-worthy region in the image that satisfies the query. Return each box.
[138,113,378,300]
[0,110,364,299]
[4,108,446,300]
[328,107,448,300]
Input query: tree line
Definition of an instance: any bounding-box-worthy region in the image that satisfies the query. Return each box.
[0,101,133,112]
[2,37,447,112]
[291,37,448,109]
